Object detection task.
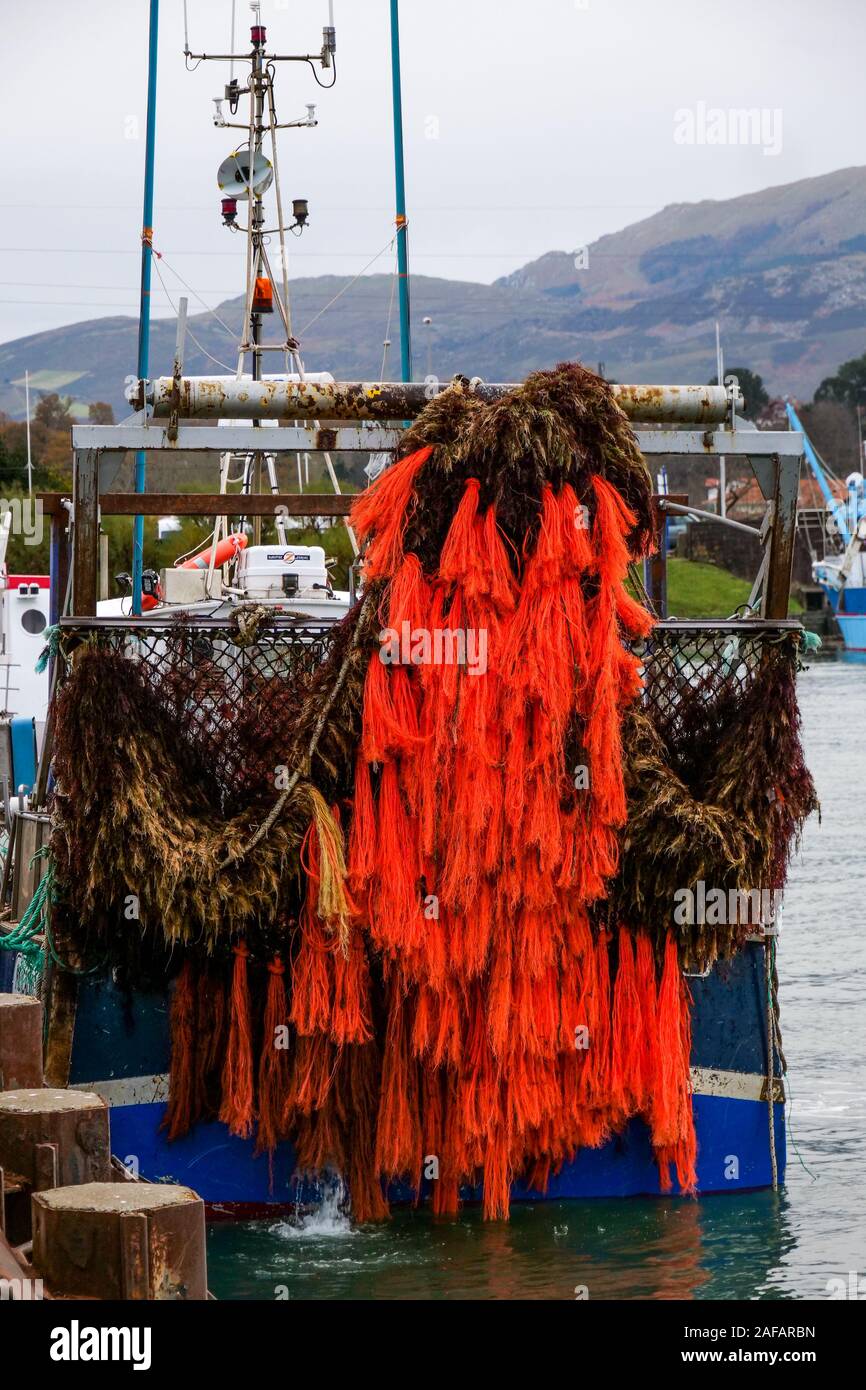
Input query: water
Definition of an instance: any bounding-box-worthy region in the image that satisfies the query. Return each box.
[207,660,866,1300]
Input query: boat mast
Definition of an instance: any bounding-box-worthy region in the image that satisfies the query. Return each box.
[249,14,266,544]
[181,4,336,553]
[389,0,412,383]
[132,0,160,615]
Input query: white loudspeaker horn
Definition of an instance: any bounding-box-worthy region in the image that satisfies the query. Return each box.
[217,147,274,199]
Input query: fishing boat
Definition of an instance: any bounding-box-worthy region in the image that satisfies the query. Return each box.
[788,402,866,653]
[0,6,814,1219]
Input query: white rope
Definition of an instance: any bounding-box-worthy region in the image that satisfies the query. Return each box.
[237,67,258,377]
[153,251,239,342]
[265,74,302,378]
[380,246,399,380]
[322,450,359,557]
[151,258,237,373]
[297,233,397,337]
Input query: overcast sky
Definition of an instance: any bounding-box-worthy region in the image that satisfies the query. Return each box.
[2,0,865,346]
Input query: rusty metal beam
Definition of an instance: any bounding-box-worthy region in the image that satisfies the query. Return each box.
[760,454,801,619]
[141,377,741,424]
[645,494,687,617]
[98,491,355,517]
[71,450,99,617]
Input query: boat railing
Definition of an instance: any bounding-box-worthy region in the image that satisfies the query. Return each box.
[55,615,806,797]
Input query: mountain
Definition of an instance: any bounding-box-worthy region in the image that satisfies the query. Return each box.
[495,165,866,396]
[3,165,866,419]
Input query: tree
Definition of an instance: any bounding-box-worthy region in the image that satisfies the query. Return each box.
[800,400,859,466]
[88,401,115,425]
[814,351,866,409]
[708,367,769,421]
[34,393,73,430]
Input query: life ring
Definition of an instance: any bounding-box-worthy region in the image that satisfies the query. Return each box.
[179,533,248,571]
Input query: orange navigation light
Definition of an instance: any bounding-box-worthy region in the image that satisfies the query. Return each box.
[252,276,274,314]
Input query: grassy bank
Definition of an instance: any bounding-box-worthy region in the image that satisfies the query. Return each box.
[666,557,801,618]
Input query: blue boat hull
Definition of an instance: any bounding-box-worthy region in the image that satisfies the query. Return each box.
[820,582,866,651]
[2,940,784,1211]
[834,612,866,652]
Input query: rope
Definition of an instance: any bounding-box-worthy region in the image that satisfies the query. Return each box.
[766,946,816,1181]
[35,623,62,674]
[217,593,370,870]
[152,249,239,343]
[237,61,258,376]
[151,257,237,373]
[1,847,102,976]
[0,848,51,960]
[297,233,397,338]
[265,70,301,376]
[380,246,399,381]
[765,936,779,1190]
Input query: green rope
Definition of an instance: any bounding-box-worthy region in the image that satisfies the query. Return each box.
[1,846,103,977]
[1,847,51,959]
[35,623,62,674]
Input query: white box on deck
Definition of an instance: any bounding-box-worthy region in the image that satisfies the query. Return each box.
[160,568,210,604]
[236,545,329,600]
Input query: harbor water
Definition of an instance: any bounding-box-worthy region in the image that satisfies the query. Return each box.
[206,659,866,1300]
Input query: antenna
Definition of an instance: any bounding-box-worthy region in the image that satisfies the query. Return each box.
[186,4,338,383]
[181,4,339,544]
[715,321,727,520]
[24,369,32,497]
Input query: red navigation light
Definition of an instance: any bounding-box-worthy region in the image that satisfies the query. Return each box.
[221,197,238,227]
[251,24,266,44]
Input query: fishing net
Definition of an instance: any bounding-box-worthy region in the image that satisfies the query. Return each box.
[49,363,816,1219]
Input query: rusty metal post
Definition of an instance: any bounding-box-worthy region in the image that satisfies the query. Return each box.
[72,448,99,617]
[33,1141,59,1192]
[645,494,687,617]
[10,812,51,922]
[120,1210,151,1300]
[32,1182,208,1300]
[0,994,43,1090]
[0,1088,110,1188]
[761,454,801,620]
[48,504,70,628]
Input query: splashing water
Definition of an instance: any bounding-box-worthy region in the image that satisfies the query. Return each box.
[272,1177,356,1240]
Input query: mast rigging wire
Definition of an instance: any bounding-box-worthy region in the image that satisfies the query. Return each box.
[297,232,397,337]
[151,257,237,373]
[380,247,399,381]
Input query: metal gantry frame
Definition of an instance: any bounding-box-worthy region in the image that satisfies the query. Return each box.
[53,377,804,622]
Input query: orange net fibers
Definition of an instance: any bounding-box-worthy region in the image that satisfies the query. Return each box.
[340,457,697,1217]
[164,430,698,1215]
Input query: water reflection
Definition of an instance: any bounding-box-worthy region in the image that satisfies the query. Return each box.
[207,1189,801,1301]
[207,661,866,1300]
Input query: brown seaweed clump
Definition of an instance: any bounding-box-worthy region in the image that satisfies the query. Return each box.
[609,637,818,971]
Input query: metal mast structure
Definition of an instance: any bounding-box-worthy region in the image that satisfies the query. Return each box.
[389,0,412,383]
[182,4,336,549]
[132,0,161,615]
